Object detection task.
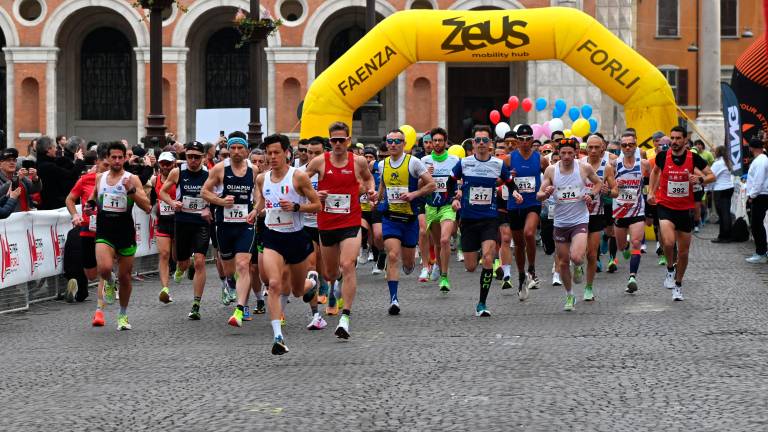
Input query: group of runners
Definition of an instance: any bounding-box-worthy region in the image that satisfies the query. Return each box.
[66,121,714,355]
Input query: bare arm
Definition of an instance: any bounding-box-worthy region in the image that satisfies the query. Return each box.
[356,155,376,202]
[128,174,152,213]
[602,163,618,198]
[65,190,81,225]
[294,170,321,214]
[408,171,436,201]
[247,173,265,224]
[536,166,555,201]
[647,166,661,205]
[202,163,231,207]
[160,168,181,209]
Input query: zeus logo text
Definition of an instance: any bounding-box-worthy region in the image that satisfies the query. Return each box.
[441,16,530,54]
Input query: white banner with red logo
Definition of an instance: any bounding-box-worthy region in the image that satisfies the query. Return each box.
[0,207,157,288]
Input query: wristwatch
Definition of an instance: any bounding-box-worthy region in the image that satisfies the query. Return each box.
[292,203,300,212]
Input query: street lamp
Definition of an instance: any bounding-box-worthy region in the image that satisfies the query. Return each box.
[143,0,171,149]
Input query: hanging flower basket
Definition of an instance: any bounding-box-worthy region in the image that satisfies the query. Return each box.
[132,0,186,13]
[235,16,282,48]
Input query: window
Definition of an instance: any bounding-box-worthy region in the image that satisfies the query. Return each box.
[660,68,688,106]
[205,28,249,109]
[721,0,738,37]
[657,0,679,37]
[80,28,133,120]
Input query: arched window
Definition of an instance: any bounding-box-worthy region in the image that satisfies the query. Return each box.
[205,27,249,108]
[80,27,133,120]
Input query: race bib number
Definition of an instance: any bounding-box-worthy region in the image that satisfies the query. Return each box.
[667,181,689,198]
[325,194,351,214]
[616,187,638,205]
[387,186,408,204]
[159,201,175,216]
[182,196,205,213]
[556,186,581,203]
[266,207,293,228]
[514,176,536,194]
[223,204,248,223]
[434,176,448,193]
[547,203,555,220]
[469,187,492,206]
[103,193,127,213]
[88,216,97,232]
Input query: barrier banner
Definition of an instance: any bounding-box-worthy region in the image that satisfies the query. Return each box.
[1,212,33,287]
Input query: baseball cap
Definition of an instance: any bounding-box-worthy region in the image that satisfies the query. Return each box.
[158,152,176,163]
[540,144,553,153]
[185,141,205,153]
[355,143,364,149]
[749,138,765,149]
[132,145,147,158]
[0,148,19,160]
[516,124,534,138]
[652,131,665,141]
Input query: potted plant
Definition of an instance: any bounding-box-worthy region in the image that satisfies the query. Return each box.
[234,8,282,48]
[132,0,187,13]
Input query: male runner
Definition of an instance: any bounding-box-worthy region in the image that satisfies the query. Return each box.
[152,151,177,303]
[305,122,376,338]
[378,129,435,315]
[538,138,601,311]
[251,133,320,355]
[299,136,329,328]
[370,141,388,275]
[160,142,211,319]
[612,133,650,293]
[91,142,151,329]
[506,124,549,296]
[247,148,267,315]
[202,132,257,326]
[421,127,460,292]
[66,143,109,325]
[449,125,522,315]
[647,126,714,300]
[581,135,617,301]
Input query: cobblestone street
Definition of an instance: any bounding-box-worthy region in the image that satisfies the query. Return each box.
[2,225,768,431]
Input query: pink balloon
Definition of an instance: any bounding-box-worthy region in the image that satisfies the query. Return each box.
[521,98,533,112]
[531,124,542,139]
[540,122,551,139]
[489,110,501,125]
[501,104,512,117]
[508,96,519,112]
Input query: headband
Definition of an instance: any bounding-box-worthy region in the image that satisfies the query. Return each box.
[226,137,248,149]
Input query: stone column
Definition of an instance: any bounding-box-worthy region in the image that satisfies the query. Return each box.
[696,0,725,147]
[3,49,13,149]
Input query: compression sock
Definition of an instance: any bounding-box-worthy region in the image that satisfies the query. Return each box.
[387,280,398,302]
[630,249,641,275]
[480,268,493,304]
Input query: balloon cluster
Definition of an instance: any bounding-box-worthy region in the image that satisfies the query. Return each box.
[489,96,600,139]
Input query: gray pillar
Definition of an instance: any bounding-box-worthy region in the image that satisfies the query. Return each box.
[696,0,725,148]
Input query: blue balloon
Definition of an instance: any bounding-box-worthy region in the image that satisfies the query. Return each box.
[553,99,566,118]
[568,107,580,121]
[535,97,547,112]
[581,104,593,119]
[588,117,598,133]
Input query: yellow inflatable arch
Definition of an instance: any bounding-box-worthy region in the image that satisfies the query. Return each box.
[300,7,678,142]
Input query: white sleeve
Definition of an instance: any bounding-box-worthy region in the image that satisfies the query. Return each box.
[409,156,427,178]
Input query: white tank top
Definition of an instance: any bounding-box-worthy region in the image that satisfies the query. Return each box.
[581,153,609,216]
[298,164,318,228]
[262,166,304,233]
[553,162,589,228]
[98,171,133,213]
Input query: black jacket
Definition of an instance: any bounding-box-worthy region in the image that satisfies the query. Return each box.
[36,153,85,210]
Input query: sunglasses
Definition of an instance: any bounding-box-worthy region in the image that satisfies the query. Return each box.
[517,135,533,141]
[620,143,636,148]
[386,138,404,145]
[329,137,348,144]
[186,154,203,160]
[474,137,491,144]
[297,147,308,152]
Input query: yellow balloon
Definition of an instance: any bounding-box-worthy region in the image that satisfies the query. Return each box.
[400,124,417,151]
[447,144,466,159]
[564,129,573,138]
[572,118,590,137]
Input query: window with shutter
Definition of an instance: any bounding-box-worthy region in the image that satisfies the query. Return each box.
[678,69,688,106]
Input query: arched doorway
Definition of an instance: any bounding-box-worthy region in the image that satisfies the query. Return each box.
[185,7,268,141]
[55,7,138,143]
[446,5,526,142]
[315,6,397,136]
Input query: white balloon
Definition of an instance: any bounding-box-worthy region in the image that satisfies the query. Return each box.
[548,118,564,132]
[495,122,511,138]
[513,124,522,132]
